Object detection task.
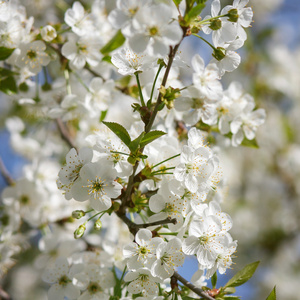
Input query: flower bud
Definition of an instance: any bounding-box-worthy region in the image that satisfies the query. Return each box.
[212,47,226,61]
[74,224,86,239]
[41,25,57,42]
[209,19,222,31]
[72,210,86,219]
[227,9,239,22]
[94,219,102,230]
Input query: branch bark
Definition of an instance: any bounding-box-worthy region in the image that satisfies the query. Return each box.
[56,118,77,151]
[0,156,14,186]
[173,271,215,300]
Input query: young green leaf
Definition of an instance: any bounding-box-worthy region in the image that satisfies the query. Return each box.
[99,110,108,122]
[211,272,217,289]
[225,261,260,288]
[129,132,145,153]
[100,30,125,55]
[0,47,15,60]
[0,76,18,95]
[140,130,166,148]
[266,286,276,300]
[102,121,131,147]
[185,4,205,22]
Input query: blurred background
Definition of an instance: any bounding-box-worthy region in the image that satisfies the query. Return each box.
[1,0,300,299]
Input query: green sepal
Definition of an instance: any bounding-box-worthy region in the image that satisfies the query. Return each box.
[211,272,217,289]
[99,110,108,122]
[102,55,112,63]
[241,137,259,148]
[102,121,131,147]
[140,130,166,148]
[100,30,125,55]
[266,286,276,300]
[129,132,145,152]
[225,261,260,288]
[173,0,183,6]
[0,47,15,60]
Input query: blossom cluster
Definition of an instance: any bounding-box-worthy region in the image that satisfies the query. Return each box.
[0,0,267,299]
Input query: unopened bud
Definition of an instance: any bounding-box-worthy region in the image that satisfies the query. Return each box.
[74,223,86,239]
[94,219,102,230]
[227,9,239,22]
[41,25,57,42]
[212,47,226,61]
[72,210,86,219]
[209,18,222,31]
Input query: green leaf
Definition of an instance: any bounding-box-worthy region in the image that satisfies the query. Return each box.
[100,30,125,55]
[102,55,112,64]
[0,67,19,77]
[266,286,276,300]
[140,130,166,148]
[0,75,17,95]
[241,137,259,148]
[0,47,15,60]
[185,3,205,21]
[102,121,131,147]
[211,272,217,289]
[223,297,241,300]
[173,0,183,6]
[129,132,145,153]
[224,287,236,295]
[225,261,260,288]
[99,110,108,122]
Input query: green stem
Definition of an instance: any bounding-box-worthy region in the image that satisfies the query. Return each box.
[151,167,175,175]
[149,64,164,104]
[120,265,127,283]
[64,69,72,94]
[110,151,130,156]
[198,14,229,25]
[152,154,180,169]
[151,172,174,176]
[73,72,90,92]
[135,72,145,106]
[158,232,178,236]
[192,33,216,51]
[87,211,106,222]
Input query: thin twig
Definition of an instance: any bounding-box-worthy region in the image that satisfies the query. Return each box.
[173,271,215,300]
[0,156,14,186]
[56,118,77,151]
[115,211,177,235]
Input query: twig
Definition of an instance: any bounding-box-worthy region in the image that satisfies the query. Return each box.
[0,156,14,186]
[0,287,13,300]
[115,211,177,235]
[56,118,77,151]
[173,271,215,300]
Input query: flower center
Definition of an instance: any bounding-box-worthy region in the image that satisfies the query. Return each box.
[58,275,70,287]
[192,97,205,109]
[149,26,159,36]
[88,282,102,294]
[199,235,209,245]
[27,50,37,59]
[20,195,30,204]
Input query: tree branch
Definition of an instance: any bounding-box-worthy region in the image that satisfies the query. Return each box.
[115,211,177,236]
[173,271,215,300]
[56,118,77,151]
[0,156,14,186]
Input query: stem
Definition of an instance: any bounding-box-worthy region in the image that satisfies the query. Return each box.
[150,172,173,176]
[135,72,145,107]
[158,232,178,236]
[87,211,105,222]
[198,14,229,25]
[149,64,164,104]
[172,271,215,300]
[192,34,216,51]
[73,72,90,92]
[64,69,72,94]
[110,151,130,156]
[0,156,14,186]
[152,153,180,169]
[145,27,187,134]
[56,118,77,150]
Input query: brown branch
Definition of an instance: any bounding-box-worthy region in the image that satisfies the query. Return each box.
[0,156,14,186]
[173,271,215,300]
[115,211,177,236]
[56,118,77,151]
[0,287,13,300]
